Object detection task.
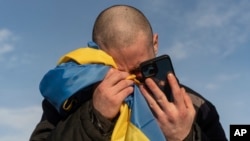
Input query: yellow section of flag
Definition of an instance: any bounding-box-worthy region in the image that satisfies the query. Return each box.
[57,47,118,69]
[111,104,149,141]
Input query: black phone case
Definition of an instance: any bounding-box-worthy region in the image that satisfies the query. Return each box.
[139,55,177,102]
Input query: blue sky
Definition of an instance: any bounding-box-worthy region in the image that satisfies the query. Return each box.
[0,0,249,140]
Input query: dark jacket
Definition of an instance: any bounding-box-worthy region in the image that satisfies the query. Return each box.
[30,85,228,141]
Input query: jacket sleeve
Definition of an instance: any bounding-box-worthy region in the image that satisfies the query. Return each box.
[46,100,114,141]
[195,100,228,141]
[183,85,228,141]
[29,99,62,141]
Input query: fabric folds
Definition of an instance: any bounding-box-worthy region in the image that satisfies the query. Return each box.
[39,47,165,141]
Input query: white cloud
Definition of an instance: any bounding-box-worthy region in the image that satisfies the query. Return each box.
[160,0,250,60]
[216,73,241,82]
[0,28,33,69]
[190,2,234,28]
[205,83,219,90]
[0,29,12,42]
[193,1,250,55]
[205,73,241,91]
[0,44,14,55]
[0,106,42,141]
[0,28,16,60]
[166,42,188,60]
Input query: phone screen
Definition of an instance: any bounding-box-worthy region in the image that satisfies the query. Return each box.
[139,55,176,102]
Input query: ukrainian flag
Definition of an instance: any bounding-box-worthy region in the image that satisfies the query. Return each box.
[40,45,165,141]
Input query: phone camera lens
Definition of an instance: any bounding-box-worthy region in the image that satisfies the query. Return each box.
[143,63,157,77]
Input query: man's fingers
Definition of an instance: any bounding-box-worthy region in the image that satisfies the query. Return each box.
[139,84,163,116]
[168,73,194,113]
[105,68,131,86]
[167,73,184,107]
[114,79,134,98]
[182,89,194,110]
[144,78,173,110]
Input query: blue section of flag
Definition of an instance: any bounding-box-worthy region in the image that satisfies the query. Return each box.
[125,86,166,140]
[39,62,110,112]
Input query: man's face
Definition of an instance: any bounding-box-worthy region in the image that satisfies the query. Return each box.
[101,34,157,74]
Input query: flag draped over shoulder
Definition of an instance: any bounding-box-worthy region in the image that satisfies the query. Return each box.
[39,45,165,141]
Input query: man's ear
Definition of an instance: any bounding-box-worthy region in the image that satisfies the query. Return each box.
[153,34,159,56]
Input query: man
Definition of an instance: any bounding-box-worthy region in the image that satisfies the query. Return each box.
[30,5,227,141]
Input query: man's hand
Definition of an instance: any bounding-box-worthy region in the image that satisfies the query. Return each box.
[92,68,134,120]
[139,73,196,141]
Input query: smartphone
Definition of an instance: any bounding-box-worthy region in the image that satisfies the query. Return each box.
[139,55,177,102]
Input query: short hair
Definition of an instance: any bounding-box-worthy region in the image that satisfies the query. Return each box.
[92,5,153,49]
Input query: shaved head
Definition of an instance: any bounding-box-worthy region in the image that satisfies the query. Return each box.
[92,5,153,49]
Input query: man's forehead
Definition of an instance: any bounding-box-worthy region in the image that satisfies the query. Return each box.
[115,49,152,72]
